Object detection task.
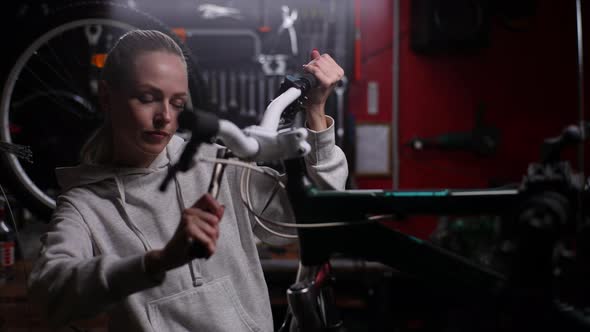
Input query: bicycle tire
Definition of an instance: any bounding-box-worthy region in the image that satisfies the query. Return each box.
[0,1,209,221]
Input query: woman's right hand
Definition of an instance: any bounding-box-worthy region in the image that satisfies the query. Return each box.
[145,193,224,275]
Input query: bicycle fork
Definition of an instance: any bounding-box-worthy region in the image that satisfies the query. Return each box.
[285,262,344,332]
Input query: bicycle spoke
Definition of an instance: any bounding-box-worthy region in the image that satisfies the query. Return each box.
[12,90,93,120]
[32,42,89,100]
[16,67,88,119]
[44,30,90,97]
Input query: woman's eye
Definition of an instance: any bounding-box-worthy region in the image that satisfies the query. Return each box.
[172,100,186,110]
[138,94,155,103]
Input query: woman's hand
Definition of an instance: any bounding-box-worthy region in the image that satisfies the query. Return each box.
[145,193,224,275]
[302,49,345,131]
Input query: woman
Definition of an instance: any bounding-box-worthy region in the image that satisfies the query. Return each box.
[28,29,347,331]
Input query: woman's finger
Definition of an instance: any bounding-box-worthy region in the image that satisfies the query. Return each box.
[193,193,225,219]
[310,48,321,60]
[316,54,344,83]
[304,54,343,87]
[195,217,220,240]
[303,63,331,88]
[186,222,216,255]
[184,208,220,227]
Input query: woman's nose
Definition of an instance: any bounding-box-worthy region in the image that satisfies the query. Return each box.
[154,103,172,126]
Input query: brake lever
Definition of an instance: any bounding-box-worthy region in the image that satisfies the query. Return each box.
[159,138,199,192]
[159,110,220,192]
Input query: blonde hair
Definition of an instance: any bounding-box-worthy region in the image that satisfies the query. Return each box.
[80,29,187,164]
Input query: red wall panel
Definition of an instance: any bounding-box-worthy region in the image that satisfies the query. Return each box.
[399,0,586,190]
[349,0,590,238]
[348,0,394,188]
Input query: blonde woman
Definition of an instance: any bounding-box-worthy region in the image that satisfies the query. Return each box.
[28,29,347,331]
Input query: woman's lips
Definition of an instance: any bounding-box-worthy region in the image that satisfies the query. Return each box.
[144,130,169,140]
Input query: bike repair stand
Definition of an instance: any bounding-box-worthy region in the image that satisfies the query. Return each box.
[502,123,589,331]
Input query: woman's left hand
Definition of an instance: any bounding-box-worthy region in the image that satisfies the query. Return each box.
[302,49,345,131]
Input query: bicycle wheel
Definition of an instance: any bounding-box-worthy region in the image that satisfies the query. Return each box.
[0,1,209,221]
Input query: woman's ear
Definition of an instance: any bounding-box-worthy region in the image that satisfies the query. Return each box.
[98,80,110,115]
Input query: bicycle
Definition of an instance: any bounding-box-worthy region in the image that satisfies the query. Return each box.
[168,70,590,331]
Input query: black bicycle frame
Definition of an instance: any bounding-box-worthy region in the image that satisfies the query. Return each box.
[283,156,587,296]
[285,158,510,288]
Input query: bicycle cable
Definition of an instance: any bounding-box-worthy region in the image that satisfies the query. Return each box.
[198,156,382,231]
[242,166,297,239]
[198,156,297,238]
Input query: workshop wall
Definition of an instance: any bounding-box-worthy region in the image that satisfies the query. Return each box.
[349,0,590,239]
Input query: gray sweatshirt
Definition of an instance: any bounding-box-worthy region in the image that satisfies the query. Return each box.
[28,121,348,332]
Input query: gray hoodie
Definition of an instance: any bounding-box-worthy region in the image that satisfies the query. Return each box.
[28,121,348,332]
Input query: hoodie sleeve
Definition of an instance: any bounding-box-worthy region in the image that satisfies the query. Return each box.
[248,115,348,245]
[303,115,348,190]
[27,198,163,327]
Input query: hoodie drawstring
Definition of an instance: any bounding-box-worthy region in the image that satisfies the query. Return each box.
[113,175,153,251]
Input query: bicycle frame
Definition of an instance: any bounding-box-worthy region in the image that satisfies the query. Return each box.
[285,158,509,288]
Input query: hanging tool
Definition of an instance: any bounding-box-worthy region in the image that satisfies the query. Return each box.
[259,54,288,76]
[210,70,218,108]
[258,72,266,120]
[229,71,238,110]
[406,104,500,156]
[219,70,228,113]
[239,71,247,116]
[198,4,242,20]
[248,71,257,117]
[334,76,348,147]
[278,5,299,56]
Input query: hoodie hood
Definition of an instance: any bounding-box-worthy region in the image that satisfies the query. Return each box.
[54,134,202,284]
[56,135,186,192]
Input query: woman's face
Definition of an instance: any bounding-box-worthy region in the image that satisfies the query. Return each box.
[106,50,188,167]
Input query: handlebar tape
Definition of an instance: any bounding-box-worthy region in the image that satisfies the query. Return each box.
[298,72,318,92]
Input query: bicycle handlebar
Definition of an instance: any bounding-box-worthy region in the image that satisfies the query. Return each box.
[159,72,317,191]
